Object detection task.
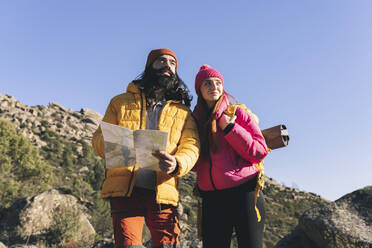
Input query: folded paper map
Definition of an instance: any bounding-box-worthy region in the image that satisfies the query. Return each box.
[100,121,168,171]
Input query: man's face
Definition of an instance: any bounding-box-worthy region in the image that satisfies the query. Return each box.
[151,55,177,76]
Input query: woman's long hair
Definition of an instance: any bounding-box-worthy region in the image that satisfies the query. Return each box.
[194,91,232,157]
[133,66,193,107]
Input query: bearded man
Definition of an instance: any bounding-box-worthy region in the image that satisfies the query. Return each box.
[92,48,200,248]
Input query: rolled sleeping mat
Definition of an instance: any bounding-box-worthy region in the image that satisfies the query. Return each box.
[261,124,289,150]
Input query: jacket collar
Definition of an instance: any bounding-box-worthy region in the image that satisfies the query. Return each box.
[126,82,141,94]
[125,82,181,104]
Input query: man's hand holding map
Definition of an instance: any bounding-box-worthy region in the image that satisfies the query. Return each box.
[100,121,168,171]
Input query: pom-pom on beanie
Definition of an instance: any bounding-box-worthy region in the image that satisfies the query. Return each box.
[195,64,224,94]
[145,48,177,70]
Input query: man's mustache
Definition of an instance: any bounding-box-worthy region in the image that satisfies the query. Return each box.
[156,67,175,77]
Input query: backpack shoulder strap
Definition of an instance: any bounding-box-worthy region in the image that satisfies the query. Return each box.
[225,104,259,124]
[226,104,265,222]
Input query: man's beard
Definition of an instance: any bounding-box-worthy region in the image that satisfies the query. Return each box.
[146,67,177,91]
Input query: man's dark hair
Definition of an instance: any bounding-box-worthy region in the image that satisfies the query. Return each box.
[133,66,193,107]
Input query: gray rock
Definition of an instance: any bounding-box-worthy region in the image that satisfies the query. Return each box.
[335,186,372,225]
[36,105,46,111]
[14,102,27,110]
[0,189,95,246]
[86,122,98,132]
[275,186,372,248]
[301,187,371,248]
[9,245,38,248]
[79,166,89,174]
[82,117,98,125]
[80,108,102,120]
[177,202,184,216]
[92,238,115,248]
[0,101,9,108]
[48,102,67,112]
[274,226,319,248]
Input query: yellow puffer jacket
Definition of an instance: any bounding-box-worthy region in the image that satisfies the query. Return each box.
[92,82,200,206]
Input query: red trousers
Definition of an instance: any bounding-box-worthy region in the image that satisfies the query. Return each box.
[110,188,180,248]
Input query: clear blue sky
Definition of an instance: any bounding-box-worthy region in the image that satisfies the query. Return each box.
[1,1,371,201]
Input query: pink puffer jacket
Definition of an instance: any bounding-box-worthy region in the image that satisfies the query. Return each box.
[193,96,268,191]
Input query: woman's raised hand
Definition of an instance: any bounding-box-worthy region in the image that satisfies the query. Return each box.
[218,114,237,130]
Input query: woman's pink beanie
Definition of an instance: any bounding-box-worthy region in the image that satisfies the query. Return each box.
[195,64,224,94]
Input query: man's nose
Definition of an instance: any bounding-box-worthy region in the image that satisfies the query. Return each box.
[163,60,172,68]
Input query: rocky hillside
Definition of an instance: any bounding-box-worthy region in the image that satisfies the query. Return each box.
[0,94,101,149]
[1,93,370,248]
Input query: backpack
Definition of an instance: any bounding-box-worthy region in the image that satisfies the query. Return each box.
[224,104,268,222]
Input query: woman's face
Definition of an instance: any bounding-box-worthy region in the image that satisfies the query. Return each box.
[200,77,223,107]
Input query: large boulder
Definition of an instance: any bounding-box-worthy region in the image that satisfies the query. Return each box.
[0,189,95,247]
[274,226,320,248]
[275,186,372,248]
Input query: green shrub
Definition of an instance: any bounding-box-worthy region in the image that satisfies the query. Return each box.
[0,120,53,210]
[0,177,22,210]
[46,203,82,247]
[62,143,76,170]
[77,141,105,191]
[90,195,112,238]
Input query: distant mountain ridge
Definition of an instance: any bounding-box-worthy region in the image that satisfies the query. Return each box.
[0,93,370,248]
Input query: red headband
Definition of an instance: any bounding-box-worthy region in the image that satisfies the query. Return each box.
[145,48,177,70]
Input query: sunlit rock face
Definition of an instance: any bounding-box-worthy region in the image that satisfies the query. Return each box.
[275,186,372,248]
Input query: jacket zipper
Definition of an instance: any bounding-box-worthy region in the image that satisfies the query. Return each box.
[208,151,217,190]
[155,100,169,205]
[124,92,145,197]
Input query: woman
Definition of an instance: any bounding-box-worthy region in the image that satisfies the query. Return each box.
[192,65,268,248]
